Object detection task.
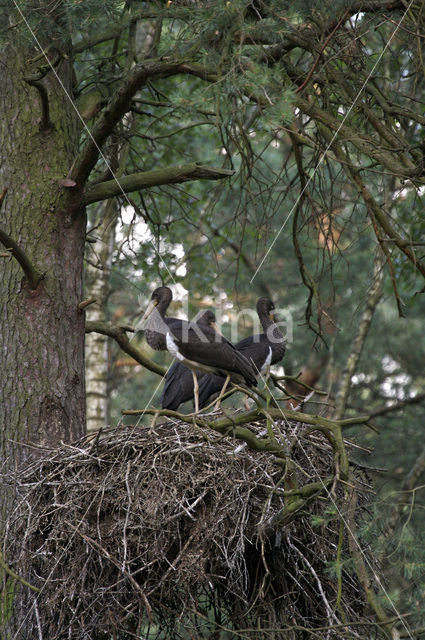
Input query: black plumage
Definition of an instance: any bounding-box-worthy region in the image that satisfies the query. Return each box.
[141,287,257,411]
[198,297,286,409]
[161,310,216,411]
[143,286,178,351]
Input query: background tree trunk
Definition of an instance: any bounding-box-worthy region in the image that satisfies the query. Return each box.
[85,201,117,432]
[0,45,86,461]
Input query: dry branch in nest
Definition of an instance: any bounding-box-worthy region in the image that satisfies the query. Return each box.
[3,418,378,639]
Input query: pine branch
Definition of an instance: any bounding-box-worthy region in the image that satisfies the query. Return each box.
[83,163,234,205]
[318,126,425,283]
[365,81,425,128]
[71,8,197,55]
[175,63,218,83]
[72,55,199,186]
[350,0,404,11]
[381,446,425,555]
[85,321,165,377]
[294,93,419,180]
[0,189,44,290]
[345,487,395,639]
[72,9,156,54]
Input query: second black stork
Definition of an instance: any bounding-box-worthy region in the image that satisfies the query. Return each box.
[161,310,216,411]
[141,287,257,412]
[198,297,286,409]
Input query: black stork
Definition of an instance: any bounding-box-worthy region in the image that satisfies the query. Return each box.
[141,286,257,412]
[198,297,286,409]
[161,310,216,411]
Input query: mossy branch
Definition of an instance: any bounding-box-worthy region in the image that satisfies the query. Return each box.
[261,477,334,532]
[83,163,234,205]
[123,404,370,432]
[0,550,39,593]
[125,406,289,456]
[124,401,358,529]
[85,320,165,376]
[122,404,369,484]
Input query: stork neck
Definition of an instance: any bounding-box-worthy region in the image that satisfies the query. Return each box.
[145,295,170,334]
[156,299,168,317]
[259,310,284,343]
[259,312,274,333]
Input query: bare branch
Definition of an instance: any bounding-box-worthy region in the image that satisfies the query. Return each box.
[289,131,326,343]
[0,189,44,290]
[124,405,371,432]
[204,221,274,299]
[367,392,425,419]
[78,297,97,311]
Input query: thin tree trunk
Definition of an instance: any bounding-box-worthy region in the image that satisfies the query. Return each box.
[333,250,384,420]
[85,201,118,432]
[84,14,154,432]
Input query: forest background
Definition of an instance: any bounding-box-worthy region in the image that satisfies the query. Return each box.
[1,0,425,637]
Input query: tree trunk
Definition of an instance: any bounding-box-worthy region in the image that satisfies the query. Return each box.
[85,201,117,432]
[0,44,86,461]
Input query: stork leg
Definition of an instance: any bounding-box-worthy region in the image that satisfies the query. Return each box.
[214,375,231,411]
[192,372,199,413]
[264,365,271,408]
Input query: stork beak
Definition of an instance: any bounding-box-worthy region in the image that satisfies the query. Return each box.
[210,321,225,341]
[211,321,223,334]
[140,299,158,324]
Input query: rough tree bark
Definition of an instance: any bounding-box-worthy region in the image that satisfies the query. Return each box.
[0,45,86,459]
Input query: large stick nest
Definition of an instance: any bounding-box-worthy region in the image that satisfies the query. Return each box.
[4,418,375,639]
